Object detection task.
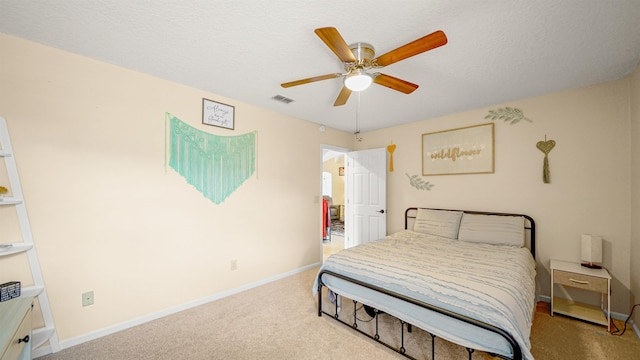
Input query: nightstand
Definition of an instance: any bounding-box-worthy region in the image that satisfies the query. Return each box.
[0,296,33,360]
[550,259,611,331]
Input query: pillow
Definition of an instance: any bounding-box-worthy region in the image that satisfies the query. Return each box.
[413,209,463,239]
[457,213,525,247]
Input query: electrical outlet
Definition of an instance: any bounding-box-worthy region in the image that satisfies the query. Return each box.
[82,291,94,307]
[230,259,238,271]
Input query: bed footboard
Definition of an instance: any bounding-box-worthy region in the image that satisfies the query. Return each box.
[317,269,523,360]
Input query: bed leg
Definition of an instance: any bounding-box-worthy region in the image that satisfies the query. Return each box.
[317,283,323,317]
[352,300,358,329]
[430,333,436,359]
[466,347,475,359]
[374,309,381,340]
[400,320,406,354]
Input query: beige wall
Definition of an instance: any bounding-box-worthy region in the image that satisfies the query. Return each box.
[1,30,638,349]
[0,33,353,342]
[357,77,633,314]
[631,63,640,327]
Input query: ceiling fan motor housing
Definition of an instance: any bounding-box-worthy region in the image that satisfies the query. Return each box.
[349,42,375,61]
[348,42,376,70]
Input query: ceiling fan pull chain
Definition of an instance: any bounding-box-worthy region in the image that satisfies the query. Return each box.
[354,92,363,142]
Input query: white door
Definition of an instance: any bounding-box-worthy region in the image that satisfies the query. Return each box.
[345,148,387,248]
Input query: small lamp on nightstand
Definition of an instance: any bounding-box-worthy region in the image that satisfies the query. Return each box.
[581,234,602,269]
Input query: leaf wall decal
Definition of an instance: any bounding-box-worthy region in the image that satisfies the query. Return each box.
[406,173,434,191]
[485,107,532,124]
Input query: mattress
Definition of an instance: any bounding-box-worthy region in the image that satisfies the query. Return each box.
[314,230,536,360]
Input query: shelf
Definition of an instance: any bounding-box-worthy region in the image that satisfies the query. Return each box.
[20,286,44,298]
[0,243,33,257]
[0,197,23,205]
[31,326,56,349]
[552,297,608,326]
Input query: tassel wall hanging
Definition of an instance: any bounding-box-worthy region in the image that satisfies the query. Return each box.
[166,113,256,204]
[387,143,396,172]
[536,136,555,184]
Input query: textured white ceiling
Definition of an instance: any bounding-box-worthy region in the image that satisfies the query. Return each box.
[1,1,639,133]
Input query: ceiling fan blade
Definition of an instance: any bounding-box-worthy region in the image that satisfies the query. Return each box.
[373,73,419,94]
[333,86,352,106]
[281,73,342,88]
[374,30,447,67]
[315,27,357,63]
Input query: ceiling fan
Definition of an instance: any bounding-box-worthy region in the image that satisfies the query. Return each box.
[281,27,447,106]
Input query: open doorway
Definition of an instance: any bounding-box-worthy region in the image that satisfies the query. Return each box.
[321,145,348,262]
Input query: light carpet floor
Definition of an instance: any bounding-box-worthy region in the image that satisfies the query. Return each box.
[38,267,639,359]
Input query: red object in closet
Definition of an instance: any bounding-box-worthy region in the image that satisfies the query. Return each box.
[322,198,329,238]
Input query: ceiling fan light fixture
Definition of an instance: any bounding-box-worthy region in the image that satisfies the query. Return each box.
[344,70,372,92]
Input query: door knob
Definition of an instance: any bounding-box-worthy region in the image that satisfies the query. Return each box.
[378,209,385,214]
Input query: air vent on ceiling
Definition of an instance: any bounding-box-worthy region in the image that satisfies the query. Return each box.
[271,94,295,104]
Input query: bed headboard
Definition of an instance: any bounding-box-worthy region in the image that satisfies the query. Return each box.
[405,207,536,259]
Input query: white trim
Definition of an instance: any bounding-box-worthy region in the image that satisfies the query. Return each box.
[632,319,640,341]
[38,263,321,356]
[319,144,350,257]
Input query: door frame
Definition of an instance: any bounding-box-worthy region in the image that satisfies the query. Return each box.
[320,144,350,258]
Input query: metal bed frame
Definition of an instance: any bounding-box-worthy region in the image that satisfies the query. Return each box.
[316,207,536,360]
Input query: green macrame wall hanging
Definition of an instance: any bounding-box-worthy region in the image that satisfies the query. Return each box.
[166,113,256,204]
[536,136,555,184]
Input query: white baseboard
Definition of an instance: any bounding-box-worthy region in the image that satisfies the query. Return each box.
[632,319,640,341]
[35,263,321,358]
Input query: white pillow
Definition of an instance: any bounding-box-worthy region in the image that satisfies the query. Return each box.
[457,213,525,247]
[413,209,463,239]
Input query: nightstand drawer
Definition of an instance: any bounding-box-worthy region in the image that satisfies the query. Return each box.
[553,269,608,293]
[1,304,31,360]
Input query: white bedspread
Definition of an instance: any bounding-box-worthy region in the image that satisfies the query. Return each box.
[314,230,536,360]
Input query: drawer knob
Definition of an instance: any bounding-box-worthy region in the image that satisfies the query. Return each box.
[569,278,589,285]
[18,335,29,344]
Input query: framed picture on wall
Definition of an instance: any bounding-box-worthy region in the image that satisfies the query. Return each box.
[202,98,235,130]
[422,123,494,176]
